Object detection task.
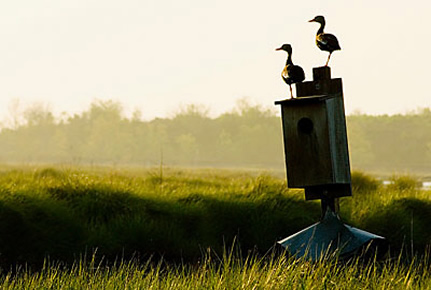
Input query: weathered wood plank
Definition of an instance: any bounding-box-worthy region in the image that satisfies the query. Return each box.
[275,66,351,200]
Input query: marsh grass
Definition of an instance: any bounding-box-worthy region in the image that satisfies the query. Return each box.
[351,171,381,194]
[0,247,430,289]
[0,165,430,286]
[0,165,319,268]
[388,174,420,192]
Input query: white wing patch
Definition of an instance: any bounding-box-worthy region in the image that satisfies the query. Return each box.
[281,66,289,78]
[317,35,328,45]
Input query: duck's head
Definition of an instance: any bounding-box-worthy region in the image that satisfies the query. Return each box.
[309,15,325,25]
[275,44,292,54]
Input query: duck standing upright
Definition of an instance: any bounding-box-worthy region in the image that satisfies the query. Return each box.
[276,44,305,98]
[309,15,341,66]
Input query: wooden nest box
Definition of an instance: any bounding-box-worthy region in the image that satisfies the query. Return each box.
[275,67,351,200]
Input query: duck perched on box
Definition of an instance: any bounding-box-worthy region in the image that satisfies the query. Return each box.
[276,44,305,98]
[309,15,341,67]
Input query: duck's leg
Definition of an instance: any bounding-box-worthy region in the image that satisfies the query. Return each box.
[289,84,293,98]
[325,52,332,66]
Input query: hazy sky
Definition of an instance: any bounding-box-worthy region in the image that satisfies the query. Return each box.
[0,1,430,122]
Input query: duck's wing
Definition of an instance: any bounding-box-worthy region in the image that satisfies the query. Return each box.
[317,33,341,51]
[291,65,305,83]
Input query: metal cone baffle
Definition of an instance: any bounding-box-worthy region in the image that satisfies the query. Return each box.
[278,208,385,260]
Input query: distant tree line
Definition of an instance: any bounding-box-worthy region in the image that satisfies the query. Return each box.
[346,109,431,173]
[0,99,284,168]
[1,99,431,173]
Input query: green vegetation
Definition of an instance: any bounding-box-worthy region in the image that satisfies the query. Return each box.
[351,171,380,194]
[0,166,430,267]
[0,166,430,287]
[0,100,283,168]
[2,100,431,286]
[0,165,318,268]
[2,100,431,173]
[347,109,431,173]
[1,250,430,289]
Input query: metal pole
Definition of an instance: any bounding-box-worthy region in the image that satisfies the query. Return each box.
[320,196,339,219]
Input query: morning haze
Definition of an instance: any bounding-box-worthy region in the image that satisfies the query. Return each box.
[0,1,431,174]
[0,1,430,120]
[1,99,431,175]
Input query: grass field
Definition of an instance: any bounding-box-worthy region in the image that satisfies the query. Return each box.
[1,249,430,289]
[0,165,430,288]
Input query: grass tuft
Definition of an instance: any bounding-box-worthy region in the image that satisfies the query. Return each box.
[388,175,419,192]
[351,171,381,194]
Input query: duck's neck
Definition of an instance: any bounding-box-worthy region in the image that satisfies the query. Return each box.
[317,21,325,35]
[286,53,293,65]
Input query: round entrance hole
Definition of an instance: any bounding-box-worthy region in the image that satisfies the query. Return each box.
[297,117,314,134]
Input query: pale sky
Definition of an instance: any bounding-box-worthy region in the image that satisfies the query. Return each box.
[0,1,430,122]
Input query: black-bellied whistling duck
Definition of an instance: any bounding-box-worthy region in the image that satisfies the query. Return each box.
[309,15,341,66]
[276,44,305,98]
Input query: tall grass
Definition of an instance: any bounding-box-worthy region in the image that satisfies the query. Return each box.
[0,165,319,268]
[0,165,430,271]
[1,248,430,289]
[342,171,431,261]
